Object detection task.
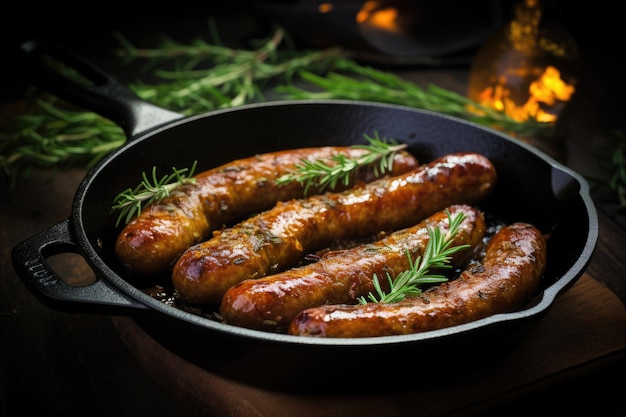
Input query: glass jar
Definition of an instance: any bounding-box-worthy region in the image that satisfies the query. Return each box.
[467,0,580,161]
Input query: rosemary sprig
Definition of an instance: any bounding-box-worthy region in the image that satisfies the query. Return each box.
[2,24,555,188]
[275,132,406,194]
[278,58,553,139]
[358,210,470,304]
[111,161,198,227]
[0,96,125,184]
[113,26,343,113]
[1,27,342,185]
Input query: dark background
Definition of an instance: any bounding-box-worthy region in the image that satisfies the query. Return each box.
[2,0,624,215]
[0,1,621,82]
[0,1,617,49]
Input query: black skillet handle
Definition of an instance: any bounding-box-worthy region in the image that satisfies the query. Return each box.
[19,38,184,139]
[11,219,148,314]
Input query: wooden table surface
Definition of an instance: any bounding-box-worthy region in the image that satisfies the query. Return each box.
[2,7,626,417]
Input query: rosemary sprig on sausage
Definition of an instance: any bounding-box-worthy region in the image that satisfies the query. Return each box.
[111,161,198,227]
[358,209,470,304]
[113,146,419,276]
[275,132,407,194]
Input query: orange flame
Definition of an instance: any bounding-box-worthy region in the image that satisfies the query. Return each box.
[356,1,400,33]
[476,65,575,122]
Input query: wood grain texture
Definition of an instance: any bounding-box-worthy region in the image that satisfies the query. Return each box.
[111,269,626,417]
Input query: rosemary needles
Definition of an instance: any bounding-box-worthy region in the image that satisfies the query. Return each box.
[358,210,470,304]
[111,161,198,227]
[275,132,407,194]
[3,24,554,187]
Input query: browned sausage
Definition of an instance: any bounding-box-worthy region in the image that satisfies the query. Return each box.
[220,205,486,332]
[288,222,547,338]
[115,146,419,276]
[172,152,497,305]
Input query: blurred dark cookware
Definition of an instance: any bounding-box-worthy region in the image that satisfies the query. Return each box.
[11,39,598,391]
[253,0,507,65]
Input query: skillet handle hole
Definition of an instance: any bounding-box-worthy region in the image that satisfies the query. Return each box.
[46,253,96,287]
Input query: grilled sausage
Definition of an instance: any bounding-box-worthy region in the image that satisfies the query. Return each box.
[288,222,547,338]
[115,146,419,276]
[172,152,497,305]
[220,205,486,332]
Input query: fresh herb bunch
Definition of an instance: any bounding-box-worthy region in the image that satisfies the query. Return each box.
[113,27,343,113]
[1,26,342,183]
[0,97,125,185]
[275,132,407,194]
[111,161,198,227]
[358,210,470,304]
[2,24,553,186]
[279,60,553,139]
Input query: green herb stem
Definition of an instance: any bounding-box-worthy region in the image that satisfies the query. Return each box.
[2,24,557,187]
[0,98,125,182]
[116,27,343,113]
[275,132,406,194]
[111,161,198,227]
[358,210,470,304]
[278,58,554,139]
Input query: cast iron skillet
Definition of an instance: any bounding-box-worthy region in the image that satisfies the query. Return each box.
[11,39,598,389]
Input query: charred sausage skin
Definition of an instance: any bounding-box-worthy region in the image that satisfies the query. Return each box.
[220,205,486,332]
[288,222,547,338]
[114,146,419,276]
[172,152,497,305]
